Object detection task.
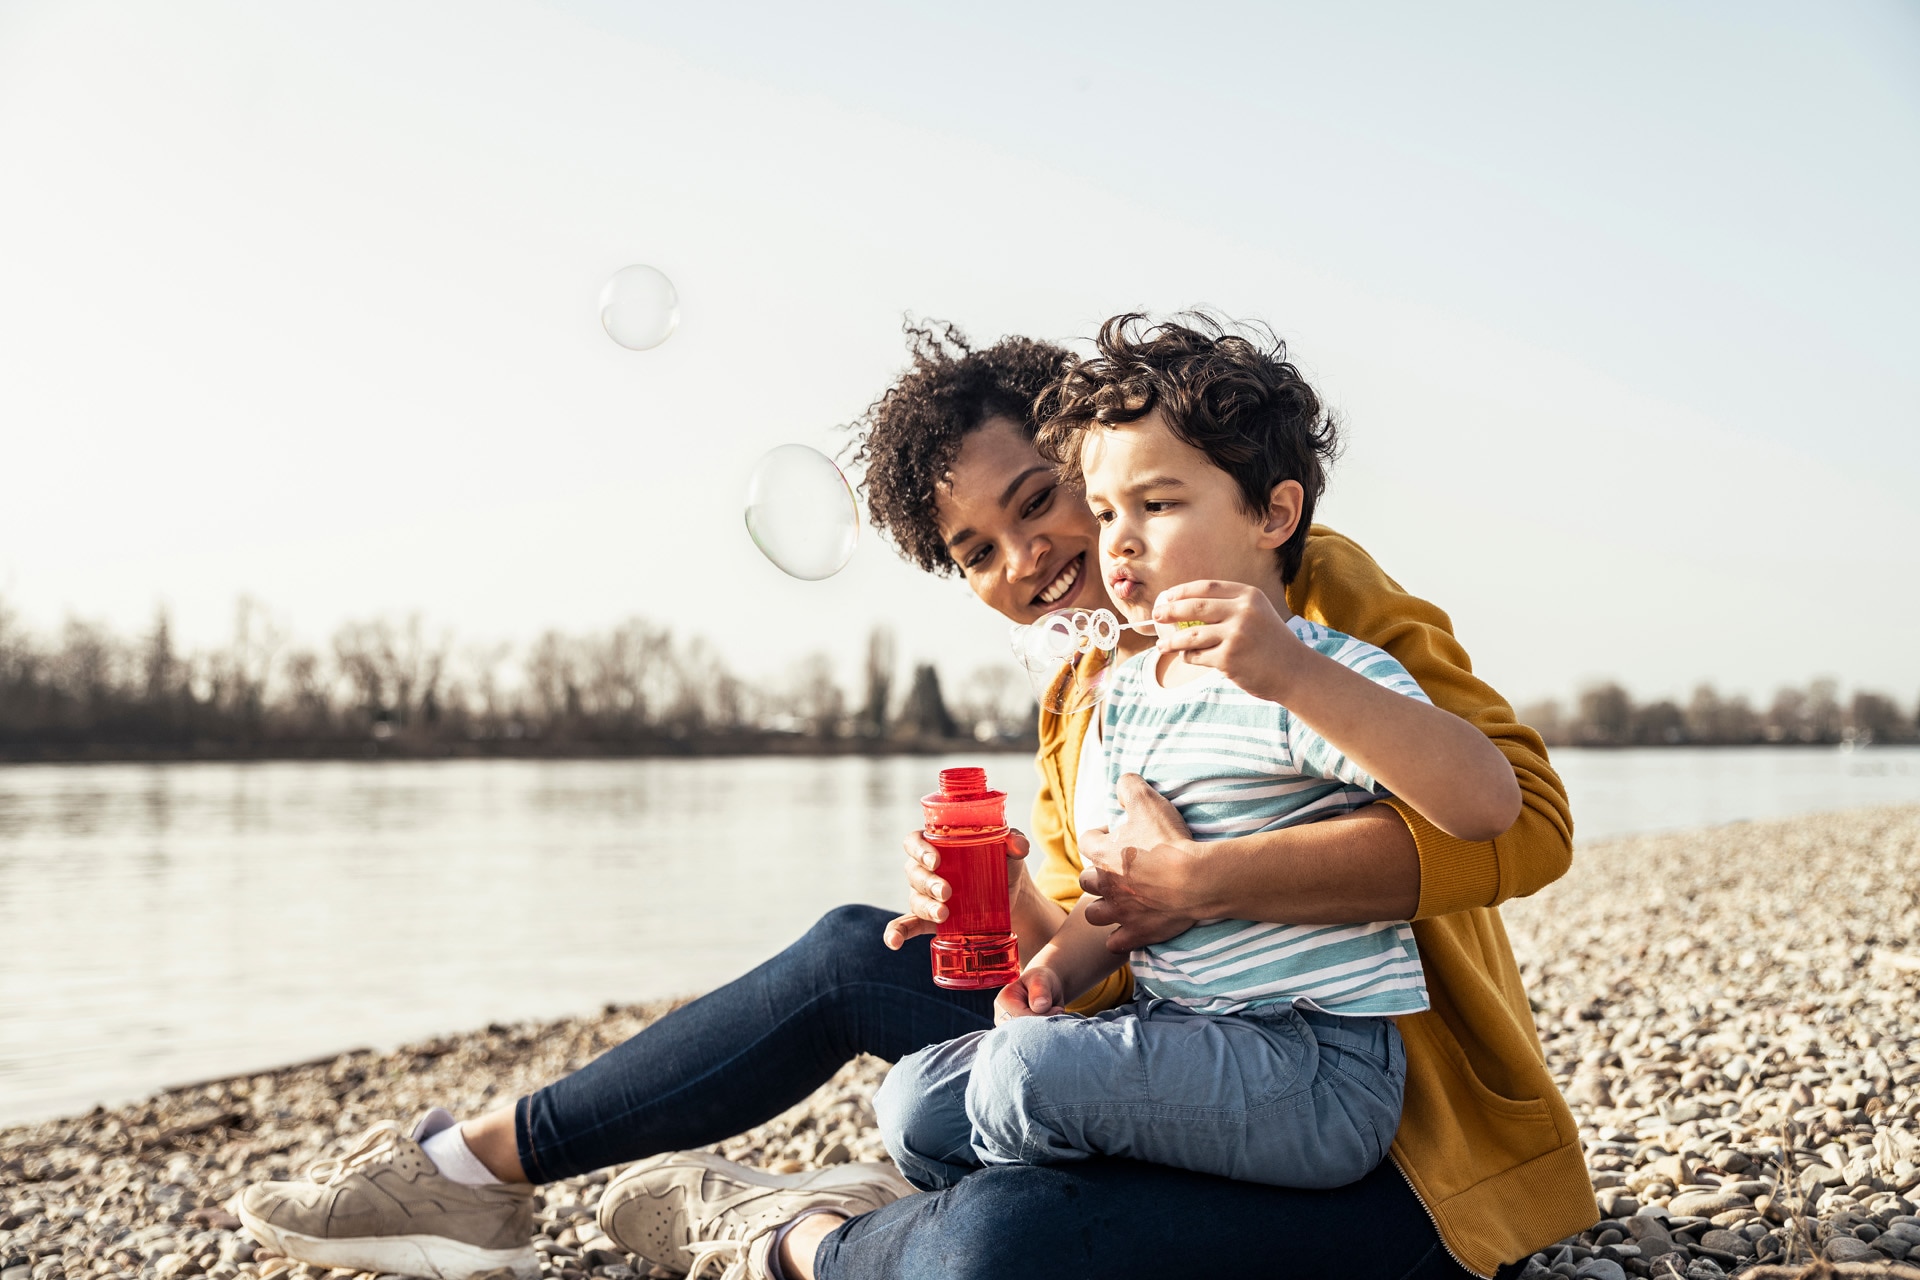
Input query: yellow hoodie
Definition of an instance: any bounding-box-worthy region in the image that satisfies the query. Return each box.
[1025,527,1598,1277]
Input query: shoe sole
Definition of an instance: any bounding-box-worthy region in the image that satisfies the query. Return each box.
[236,1202,537,1280]
[599,1153,913,1263]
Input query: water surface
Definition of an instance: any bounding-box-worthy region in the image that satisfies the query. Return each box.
[3,746,1917,1124]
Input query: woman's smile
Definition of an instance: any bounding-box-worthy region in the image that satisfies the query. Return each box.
[1032,553,1085,608]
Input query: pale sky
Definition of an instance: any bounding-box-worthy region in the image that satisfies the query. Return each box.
[2,0,1916,709]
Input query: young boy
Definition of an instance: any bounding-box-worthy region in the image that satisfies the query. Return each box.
[873,313,1522,1191]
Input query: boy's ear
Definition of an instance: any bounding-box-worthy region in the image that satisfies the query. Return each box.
[1257,479,1305,550]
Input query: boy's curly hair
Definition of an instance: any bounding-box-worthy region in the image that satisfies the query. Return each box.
[1034,312,1340,585]
[845,321,1072,576]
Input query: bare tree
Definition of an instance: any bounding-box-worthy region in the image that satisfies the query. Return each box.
[55,618,120,721]
[524,630,581,726]
[957,663,1030,740]
[142,608,179,708]
[1574,682,1633,745]
[333,620,390,724]
[281,648,335,734]
[1806,678,1843,743]
[227,595,286,733]
[789,653,846,739]
[1632,699,1686,745]
[898,663,958,740]
[1519,698,1565,745]
[461,640,513,736]
[859,627,894,738]
[1768,687,1807,742]
[1849,691,1909,744]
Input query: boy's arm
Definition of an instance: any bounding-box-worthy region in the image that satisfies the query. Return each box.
[997,898,1125,1020]
[1080,528,1571,944]
[1156,581,1521,842]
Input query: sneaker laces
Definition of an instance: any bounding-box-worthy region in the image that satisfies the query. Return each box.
[683,1237,753,1280]
[682,1209,778,1280]
[305,1121,406,1186]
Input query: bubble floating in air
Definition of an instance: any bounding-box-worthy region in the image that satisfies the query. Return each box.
[744,444,860,580]
[599,264,680,350]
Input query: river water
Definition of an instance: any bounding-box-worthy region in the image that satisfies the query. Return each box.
[3,746,1919,1125]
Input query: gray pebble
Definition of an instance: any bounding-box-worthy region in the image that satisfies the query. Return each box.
[1572,1260,1625,1280]
[1824,1234,1876,1262]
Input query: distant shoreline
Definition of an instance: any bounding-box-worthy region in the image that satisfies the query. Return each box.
[4,737,1910,768]
[0,733,1040,767]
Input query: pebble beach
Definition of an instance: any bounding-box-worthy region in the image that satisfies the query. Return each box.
[5,805,1920,1280]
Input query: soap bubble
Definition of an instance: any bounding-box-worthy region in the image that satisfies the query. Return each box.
[600,265,679,350]
[744,444,860,580]
[1008,607,1133,714]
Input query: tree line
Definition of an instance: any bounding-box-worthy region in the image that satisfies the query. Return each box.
[3,598,1912,760]
[0,599,1036,762]
[1519,680,1919,748]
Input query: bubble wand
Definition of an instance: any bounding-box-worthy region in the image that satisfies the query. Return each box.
[1007,608,1200,714]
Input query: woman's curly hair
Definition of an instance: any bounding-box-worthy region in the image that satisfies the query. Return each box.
[845,321,1072,576]
[1034,312,1341,585]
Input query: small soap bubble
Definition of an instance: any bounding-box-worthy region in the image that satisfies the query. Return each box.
[599,264,680,350]
[1008,608,1126,714]
[744,444,860,580]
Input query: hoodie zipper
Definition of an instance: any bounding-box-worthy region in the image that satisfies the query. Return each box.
[1394,1154,1492,1279]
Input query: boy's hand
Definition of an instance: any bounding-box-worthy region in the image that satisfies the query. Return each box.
[884,827,1032,950]
[1154,580,1302,704]
[995,966,1066,1024]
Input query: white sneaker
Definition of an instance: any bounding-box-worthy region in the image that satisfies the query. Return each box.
[596,1151,914,1279]
[235,1110,536,1279]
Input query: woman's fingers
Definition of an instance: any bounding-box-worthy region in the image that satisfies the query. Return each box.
[883,912,936,950]
[902,832,950,909]
[905,879,949,923]
[1103,908,1196,952]
[903,832,940,869]
[1006,828,1031,861]
[904,855,950,902]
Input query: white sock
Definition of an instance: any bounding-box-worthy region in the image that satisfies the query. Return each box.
[421,1120,502,1186]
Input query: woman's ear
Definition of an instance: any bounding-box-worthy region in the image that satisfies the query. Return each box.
[1258,479,1305,549]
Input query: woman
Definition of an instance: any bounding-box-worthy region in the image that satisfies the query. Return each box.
[237,324,1592,1280]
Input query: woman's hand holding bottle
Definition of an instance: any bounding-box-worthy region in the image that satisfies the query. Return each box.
[882,827,1031,951]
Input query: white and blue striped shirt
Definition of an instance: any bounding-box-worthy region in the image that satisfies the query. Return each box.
[1103,616,1432,1018]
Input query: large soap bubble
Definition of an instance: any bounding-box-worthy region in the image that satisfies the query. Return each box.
[600,265,680,350]
[744,444,860,580]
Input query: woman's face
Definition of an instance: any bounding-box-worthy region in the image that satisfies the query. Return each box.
[933,416,1117,625]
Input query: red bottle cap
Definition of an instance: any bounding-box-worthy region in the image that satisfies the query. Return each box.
[923,766,1006,829]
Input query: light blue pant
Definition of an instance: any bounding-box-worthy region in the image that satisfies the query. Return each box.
[874,997,1405,1191]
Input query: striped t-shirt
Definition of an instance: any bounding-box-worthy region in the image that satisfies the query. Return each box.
[1102,616,1432,1017]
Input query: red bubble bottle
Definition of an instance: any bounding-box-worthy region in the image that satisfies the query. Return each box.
[922,766,1022,989]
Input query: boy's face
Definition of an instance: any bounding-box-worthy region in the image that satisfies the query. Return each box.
[1080,408,1290,621]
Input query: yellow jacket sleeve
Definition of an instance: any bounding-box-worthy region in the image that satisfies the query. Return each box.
[1288,527,1574,917]
[1026,710,1136,1015]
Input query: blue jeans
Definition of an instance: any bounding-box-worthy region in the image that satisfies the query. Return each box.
[875,998,1405,1190]
[515,904,1501,1280]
